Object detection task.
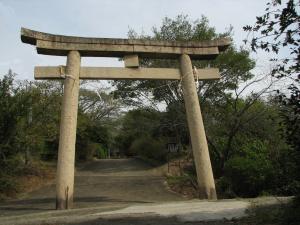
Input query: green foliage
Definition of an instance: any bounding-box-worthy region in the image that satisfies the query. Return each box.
[115,108,162,156]
[244,1,300,198]
[215,177,236,198]
[77,142,107,160]
[207,98,297,197]
[225,156,273,197]
[114,15,255,108]
[152,15,217,41]
[245,197,300,225]
[0,175,18,199]
[95,144,108,159]
[164,93,296,198]
[282,197,300,225]
[243,0,299,80]
[76,112,112,160]
[217,139,279,197]
[0,71,119,197]
[129,136,167,162]
[0,71,24,159]
[114,15,298,198]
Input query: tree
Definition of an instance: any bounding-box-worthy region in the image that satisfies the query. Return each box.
[114,14,255,141]
[0,70,20,163]
[243,0,299,142]
[79,87,122,122]
[243,0,299,82]
[113,15,262,171]
[115,108,163,156]
[243,0,300,197]
[113,15,254,107]
[0,69,125,197]
[111,15,298,198]
[76,87,123,160]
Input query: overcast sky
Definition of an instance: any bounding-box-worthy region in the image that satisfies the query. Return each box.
[0,0,269,80]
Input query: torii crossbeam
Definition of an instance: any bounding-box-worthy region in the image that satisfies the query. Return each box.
[21,27,230,209]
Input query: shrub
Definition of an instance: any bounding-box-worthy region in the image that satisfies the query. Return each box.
[224,155,274,197]
[0,176,19,199]
[216,176,236,198]
[129,136,167,162]
[95,144,108,159]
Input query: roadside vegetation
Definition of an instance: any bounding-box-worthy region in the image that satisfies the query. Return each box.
[0,0,299,223]
[0,72,120,198]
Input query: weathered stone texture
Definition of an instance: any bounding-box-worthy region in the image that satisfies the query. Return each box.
[56,51,81,209]
[180,54,217,200]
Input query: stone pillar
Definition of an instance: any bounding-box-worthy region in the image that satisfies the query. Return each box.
[179,54,217,200]
[56,51,81,209]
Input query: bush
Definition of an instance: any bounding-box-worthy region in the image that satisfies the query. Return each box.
[0,175,19,199]
[224,155,274,197]
[129,136,167,162]
[0,176,18,197]
[282,196,300,225]
[216,176,236,198]
[95,144,108,159]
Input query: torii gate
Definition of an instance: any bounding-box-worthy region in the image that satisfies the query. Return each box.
[21,28,230,209]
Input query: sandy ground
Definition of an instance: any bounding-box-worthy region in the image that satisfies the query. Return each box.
[0,158,288,225]
[0,159,184,216]
[0,159,184,222]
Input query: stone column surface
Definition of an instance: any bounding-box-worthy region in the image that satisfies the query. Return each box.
[56,50,81,209]
[179,54,217,200]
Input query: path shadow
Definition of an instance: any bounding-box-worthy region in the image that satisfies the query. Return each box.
[67,215,229,225]
[0,196,151,212]
[78,158,154,174]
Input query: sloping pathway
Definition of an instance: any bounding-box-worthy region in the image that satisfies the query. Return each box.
[1,158,278,225]
[0,158,184,217]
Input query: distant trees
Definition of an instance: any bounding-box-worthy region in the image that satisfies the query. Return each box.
[115,108,167,161]
[0,70,20,162]
[0,71,119,197]
[114,15,257,166]
[0,71,42,197]
[76,88,122,160]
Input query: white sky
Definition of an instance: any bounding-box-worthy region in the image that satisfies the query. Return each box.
[0,0,270,80]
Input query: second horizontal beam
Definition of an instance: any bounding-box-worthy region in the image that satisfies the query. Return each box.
[34,66,220,80]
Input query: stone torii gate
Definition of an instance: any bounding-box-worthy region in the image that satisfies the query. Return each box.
[21,28,230,209]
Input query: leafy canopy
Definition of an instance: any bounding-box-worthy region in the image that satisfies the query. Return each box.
[113,15,255,109]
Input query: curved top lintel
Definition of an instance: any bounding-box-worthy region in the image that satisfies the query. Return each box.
[21,27,231,58]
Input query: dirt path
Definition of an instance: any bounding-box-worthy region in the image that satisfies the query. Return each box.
[0,158,184,218]
[2,158,289,225]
